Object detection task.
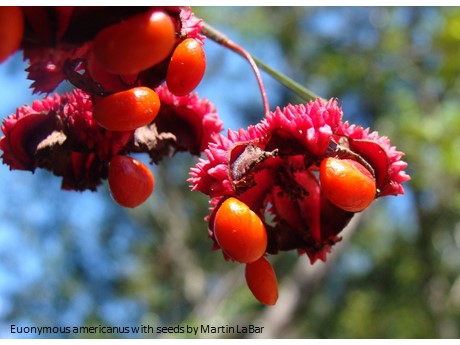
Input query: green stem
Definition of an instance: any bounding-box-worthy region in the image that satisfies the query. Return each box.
[251,56,325,102]
[201,22,325,105]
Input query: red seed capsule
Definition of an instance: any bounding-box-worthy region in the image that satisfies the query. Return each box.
[93,87,160,131]
[0,7,24,63]
[320,157,376,212]
[108,155,155,208]
[245,256,279,306]
[166,38,206,96]
[92,10,176,74]
[213,197,267,264]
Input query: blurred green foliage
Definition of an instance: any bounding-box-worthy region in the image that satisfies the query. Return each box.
[1,6,460,339]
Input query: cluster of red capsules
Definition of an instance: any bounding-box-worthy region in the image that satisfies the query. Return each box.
[0,6,221,207]
[189,99,411,305]
[0,6,410,306]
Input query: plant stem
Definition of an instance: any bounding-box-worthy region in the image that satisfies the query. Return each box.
[201,22,325,107]
[201,22,270,115]
[251,56,325,102]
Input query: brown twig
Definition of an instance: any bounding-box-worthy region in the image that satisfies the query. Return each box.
[201,22,270,115]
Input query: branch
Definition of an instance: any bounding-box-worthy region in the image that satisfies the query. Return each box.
[202,22,270,115]
[202,22,324,104]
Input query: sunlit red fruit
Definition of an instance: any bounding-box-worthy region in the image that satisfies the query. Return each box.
[213,197,267,264]
[0,6,24,63]
[166,38,206,96]
[320,157,376,212]
[108,155,155,208]
[245,256,279,306]
[93,86,160,131]
[92,10,176,74]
